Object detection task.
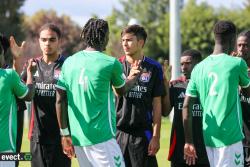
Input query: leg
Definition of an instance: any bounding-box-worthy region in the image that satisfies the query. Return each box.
[0,161,15,167]
[213,141,244,167]
[82,138,125,167]
[128,134,158,167]
[41,144,71,167]
[15,107,24,167]
[30,141,45,167]
[244,146,250,167]
[74,146,92,167]
[116,130,131,167]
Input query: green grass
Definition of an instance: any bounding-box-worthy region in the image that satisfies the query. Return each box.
[19,117,171,167]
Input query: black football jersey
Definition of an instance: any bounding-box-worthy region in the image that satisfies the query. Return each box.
[116,56,165,140]
[22,55,65,144]
[168,77,209,165]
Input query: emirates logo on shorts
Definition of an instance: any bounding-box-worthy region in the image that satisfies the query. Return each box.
[139,70,151,83]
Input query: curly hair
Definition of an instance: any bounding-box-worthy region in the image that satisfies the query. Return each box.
[80,18,109,50]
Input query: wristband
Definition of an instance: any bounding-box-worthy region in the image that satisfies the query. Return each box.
[60,128,70,136]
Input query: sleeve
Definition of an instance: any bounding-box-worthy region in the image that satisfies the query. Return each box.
[152,64,166,97]
[239,59,250,88]
[11,70,29,99]
[111,59,125,88]
[56,62,67,90]
[185,68,198,97]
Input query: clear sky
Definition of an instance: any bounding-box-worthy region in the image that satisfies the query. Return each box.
[21,0,245,26]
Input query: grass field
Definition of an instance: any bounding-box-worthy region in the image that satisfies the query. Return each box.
[19,117,171,167]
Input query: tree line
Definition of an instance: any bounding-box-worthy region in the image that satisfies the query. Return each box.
[1,0,250,63]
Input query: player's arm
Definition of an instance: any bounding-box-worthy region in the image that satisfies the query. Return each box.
[182,95,197,165]
[162,79,172,117]
[161,59,172,116]
[114,60,141,96]
[9,36,26,75]
[55,88,75,159]
[148,96,161,156]
[22,59,36,101]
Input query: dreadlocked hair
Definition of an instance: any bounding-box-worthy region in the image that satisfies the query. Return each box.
[80,18,109,50]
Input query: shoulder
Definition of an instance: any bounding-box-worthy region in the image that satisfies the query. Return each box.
[170,77,187,88]
[144,57,162,69]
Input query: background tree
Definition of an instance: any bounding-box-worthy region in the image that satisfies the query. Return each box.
[0,0,25,64]
[106,0,169,59]
[23,10,84,60]
[181,0,217,56]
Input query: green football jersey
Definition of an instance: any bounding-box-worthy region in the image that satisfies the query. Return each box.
[186,53,250,147]
[56,50,125,146]
[0,69,28,152]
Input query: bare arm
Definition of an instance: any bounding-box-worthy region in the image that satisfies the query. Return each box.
[22,59,36,101]
[161,59,172,116]
[182,95,197,165]
[161,79,172,117]
[56,88,69,130]
[55,88,75,158]
[114,60,141,96]
[148,96,162,156]
[9,36,26,75]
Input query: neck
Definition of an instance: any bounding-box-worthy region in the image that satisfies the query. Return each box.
[85,46,102,52]
[43,53,59,64]
[126,52,143,64]
[213,43,230,55]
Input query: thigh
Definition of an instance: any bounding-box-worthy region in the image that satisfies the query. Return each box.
[74,146,92,167]
[30,141,45,167]
[84,138,125,167]
[128,135,158,167]
[0,161,15,167]
[244,146,250,167]
[211,141,244,167]
[43,144,71,167]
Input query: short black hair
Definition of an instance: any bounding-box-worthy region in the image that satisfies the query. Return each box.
[80,18,109,50]
[121,24,147,43]
[213,20,236,43]
[39,23,62,39]
[181,49,202,62]
[238,29,250,41]
[0,33,10,55]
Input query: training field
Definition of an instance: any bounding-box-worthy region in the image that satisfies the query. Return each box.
[19,117,171,167]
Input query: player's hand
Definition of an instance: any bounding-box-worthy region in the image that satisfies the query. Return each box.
[9,36,26,59]
[127,60,142,80]
[148,136,160,156]
[26,58,37,75]
[162,59,171,82]
[184,143,197,166]
[61,136,75,159]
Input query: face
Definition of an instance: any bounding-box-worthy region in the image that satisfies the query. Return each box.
[121,33,144,57]
[236,36,250,60]
[39,29,60,57]
[180,55,196,79]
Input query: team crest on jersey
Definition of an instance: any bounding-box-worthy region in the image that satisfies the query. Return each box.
[139,69,151,83]
[54,69,61,79]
